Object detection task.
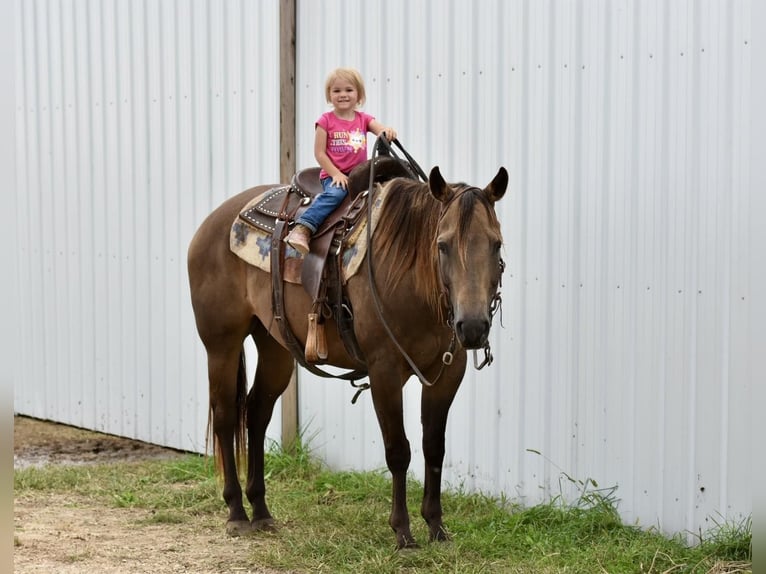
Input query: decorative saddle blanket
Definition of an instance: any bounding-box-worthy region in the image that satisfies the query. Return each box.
[229,185,389,284]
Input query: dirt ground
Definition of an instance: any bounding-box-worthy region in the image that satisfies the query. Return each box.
[13,416,282,574]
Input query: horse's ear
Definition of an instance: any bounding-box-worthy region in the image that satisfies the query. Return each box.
[428,166,452,202]
[484,167,508,204]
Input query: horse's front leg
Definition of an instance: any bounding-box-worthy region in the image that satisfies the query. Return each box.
[420,369,464,542]
[370,378,416,549]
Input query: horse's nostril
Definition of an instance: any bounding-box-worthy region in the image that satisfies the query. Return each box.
[455,319,489,349]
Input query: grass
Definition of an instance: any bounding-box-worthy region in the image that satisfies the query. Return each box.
[14,439,751,574]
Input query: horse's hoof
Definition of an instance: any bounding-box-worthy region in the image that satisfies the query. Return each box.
[396,536,419,550]
[226,520,253,537]
[251,517,277,532]
[429,526,451,543]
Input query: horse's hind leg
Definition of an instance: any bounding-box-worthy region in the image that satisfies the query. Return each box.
[244,321,295,530]
[207,341,251,535]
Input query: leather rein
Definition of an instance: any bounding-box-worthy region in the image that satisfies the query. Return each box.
[364,139,503,388]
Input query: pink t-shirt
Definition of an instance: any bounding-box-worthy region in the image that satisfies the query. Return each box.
[316,111,375,179]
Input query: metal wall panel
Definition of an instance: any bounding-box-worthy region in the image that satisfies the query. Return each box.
[295,0,754,537]
[12,0,756,540]
[13,0,282,452]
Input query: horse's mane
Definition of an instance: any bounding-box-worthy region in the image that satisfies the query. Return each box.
[372,178,501,315]
[372,179,441,310]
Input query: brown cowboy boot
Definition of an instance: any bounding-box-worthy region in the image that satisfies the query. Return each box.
[284,224,311,255]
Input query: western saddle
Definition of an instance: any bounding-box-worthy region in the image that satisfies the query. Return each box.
[238,156,416,380]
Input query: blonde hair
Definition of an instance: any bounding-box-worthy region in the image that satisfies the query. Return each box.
[324,67,367,107]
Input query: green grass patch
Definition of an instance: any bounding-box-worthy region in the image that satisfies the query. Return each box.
[15,441,751,574]
[15,453,224,514]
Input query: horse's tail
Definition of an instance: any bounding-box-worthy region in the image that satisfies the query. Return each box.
[233,349,248,468]
[206,348,249,476]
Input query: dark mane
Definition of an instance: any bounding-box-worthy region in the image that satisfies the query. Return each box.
[373,178,440,309]
[373,178,501,313]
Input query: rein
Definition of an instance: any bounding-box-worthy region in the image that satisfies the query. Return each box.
[363,139,502,388]
[365,139,442,387]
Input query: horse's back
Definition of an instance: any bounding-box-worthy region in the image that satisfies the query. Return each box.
[190,185,275,248]
[187,185,276,335]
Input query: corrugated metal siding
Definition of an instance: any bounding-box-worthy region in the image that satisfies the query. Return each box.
[13,0,282,452]
[12,0,755,539]
[295,0,753,536]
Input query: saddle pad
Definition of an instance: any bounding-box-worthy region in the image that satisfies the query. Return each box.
[230,185,389,284]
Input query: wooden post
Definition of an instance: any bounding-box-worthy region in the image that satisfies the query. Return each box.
[279,0,299,452]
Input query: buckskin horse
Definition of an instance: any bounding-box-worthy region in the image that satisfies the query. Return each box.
[187,156,508,549]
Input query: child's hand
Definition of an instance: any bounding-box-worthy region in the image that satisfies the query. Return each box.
[380,127,397,141]
[332,173,350,189]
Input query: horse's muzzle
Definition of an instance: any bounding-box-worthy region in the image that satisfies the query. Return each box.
[455,318,490,349]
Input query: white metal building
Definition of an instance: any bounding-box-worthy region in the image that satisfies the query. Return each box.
[9,0,762,539]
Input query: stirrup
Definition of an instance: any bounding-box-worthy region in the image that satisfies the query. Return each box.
[305,313,328,362]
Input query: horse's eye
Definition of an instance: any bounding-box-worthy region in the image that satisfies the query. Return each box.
[437,241,448,255]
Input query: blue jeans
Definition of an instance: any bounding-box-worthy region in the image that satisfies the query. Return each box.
[295,177,347,233]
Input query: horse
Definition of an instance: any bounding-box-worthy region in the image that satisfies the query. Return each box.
[187,164,508,549]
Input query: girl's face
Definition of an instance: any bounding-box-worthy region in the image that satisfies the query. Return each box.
[328,79,359,114]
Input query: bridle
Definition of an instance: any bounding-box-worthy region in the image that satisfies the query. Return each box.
[364,139,504,387]
[435,188,505,371]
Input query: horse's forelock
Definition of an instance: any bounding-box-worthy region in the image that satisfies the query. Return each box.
[454,186,500,266]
